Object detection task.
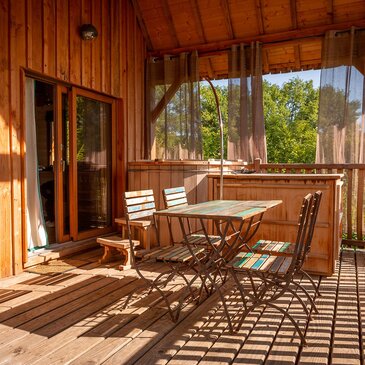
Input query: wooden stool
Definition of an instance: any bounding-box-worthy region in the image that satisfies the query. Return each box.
[97,235,139,270]
[115,217,152,251]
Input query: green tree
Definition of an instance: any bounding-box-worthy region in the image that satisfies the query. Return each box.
[200,84,228,159]
[263,77,319,163]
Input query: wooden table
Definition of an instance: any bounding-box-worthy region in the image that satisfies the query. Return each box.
[154,199,282,330]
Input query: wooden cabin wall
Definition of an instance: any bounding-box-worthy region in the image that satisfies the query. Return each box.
[0,0,146,278]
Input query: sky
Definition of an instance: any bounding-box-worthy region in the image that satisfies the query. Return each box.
[208,69,321,89]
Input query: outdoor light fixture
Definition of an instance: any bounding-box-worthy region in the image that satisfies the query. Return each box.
[80,24,98,40]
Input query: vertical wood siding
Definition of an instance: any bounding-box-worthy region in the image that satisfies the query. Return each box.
[0,0,146,278]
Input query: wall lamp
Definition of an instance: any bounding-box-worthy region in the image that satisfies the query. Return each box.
[80,24,98,40]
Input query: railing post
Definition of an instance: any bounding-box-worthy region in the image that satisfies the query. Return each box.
[254,158,262,172]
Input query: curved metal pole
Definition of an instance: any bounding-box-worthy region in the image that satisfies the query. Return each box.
[204,77,224,200]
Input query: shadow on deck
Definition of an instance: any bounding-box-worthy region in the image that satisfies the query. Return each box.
[0,247,364,365]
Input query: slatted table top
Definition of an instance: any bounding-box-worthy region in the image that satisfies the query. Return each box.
[154,200,282,220]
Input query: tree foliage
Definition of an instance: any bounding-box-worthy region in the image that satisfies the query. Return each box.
[263,77,319,163]
[200,84,228,159]
[200,77,319,163]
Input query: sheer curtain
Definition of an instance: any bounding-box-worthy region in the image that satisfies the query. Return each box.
[147,51,202,160]
[316,28,365,164]
[25,78,48,250]
[227,43,267,163]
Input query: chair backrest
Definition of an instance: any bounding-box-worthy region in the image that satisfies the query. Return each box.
[290,193,314,272]
[162,186,189,244]
[299,190,322,265]
[123,189,156,222]
[162,186,188,209]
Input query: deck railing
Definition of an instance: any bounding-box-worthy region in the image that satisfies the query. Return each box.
[128,160,365,247]
[247,159,365,247]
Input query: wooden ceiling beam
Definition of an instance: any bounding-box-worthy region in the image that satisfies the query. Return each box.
[161,0,180,48]
[290,0,298,30]
[327,0,334,24]
[190,0,206,44]
[294,44,301,69]
[221,0,234,39]
[149,19,365,57]
[255,0,265,34]
[130,0,153,50]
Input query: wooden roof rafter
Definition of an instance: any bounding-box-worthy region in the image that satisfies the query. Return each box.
[255,0,265,34]
[326,0,334,24]
[290,0,298,30]
[161,0,179,48]
[149,19,365,57]
[190,0,207,46]
[220,0,234,39]
[130,0,153,50]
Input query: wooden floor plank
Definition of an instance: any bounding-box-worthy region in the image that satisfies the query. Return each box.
[355,250,365,364]
[331,250,361,365]
[298,265,339,364]
[0,248,364,365]
[231,275,305,365]
[29,285,182,365]
[264,274,320,365]
[134,284,236,365]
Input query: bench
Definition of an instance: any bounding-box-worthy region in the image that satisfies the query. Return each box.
[115,217,152,251]
[97,235,139,270]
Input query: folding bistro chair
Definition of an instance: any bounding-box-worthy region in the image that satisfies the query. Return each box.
[251,191,322,300]
[123,189,205,321]
[226,193,314,345]
[162,186,221,248]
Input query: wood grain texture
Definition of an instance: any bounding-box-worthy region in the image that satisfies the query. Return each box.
[0,247,363,364]
[0,0,146,278]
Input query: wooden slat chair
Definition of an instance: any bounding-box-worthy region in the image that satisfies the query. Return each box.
[250,191,323,299]
[123,189,205,321]
[226,193,314,345]
[162,187,221,248]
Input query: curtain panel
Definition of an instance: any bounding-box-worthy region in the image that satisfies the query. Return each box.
[25,78,48,250]
[227,43,267,163]
[316,28,365,164]
[147,51,202,160]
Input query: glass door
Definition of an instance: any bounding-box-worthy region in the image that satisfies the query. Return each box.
[55,85,71,242]
[70,88,115,240]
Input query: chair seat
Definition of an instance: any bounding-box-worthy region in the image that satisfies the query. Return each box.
[227,251,293,275]
[251,239,295,256]
[185,234,221,247]
[142,245,205,263]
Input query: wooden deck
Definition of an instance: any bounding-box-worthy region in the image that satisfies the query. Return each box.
[0,248,364,365]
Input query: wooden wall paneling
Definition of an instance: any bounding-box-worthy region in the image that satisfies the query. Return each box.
[120,0,128,166]
[357,169,364,240]
[101,0,111,94]
[135,23,143,161]
[91,0,102,91]
[81,0,91,87]
[10,0,27,275]
[69,0,82,85]
[110,0,121,97]
[196,165,208,203]
[184,164,197,232]
[43,0,56,76]
[26,0,32,68]
[127,3,136,162]
[0,0,12,278]
[159,164,172,245]
[56,0,70,81]
[116,98,125,218]
[31,0,43,72]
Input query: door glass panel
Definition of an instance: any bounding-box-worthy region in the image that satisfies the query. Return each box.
[76,96,112,232]
[35,80,56,243]
[62,93,70,235]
